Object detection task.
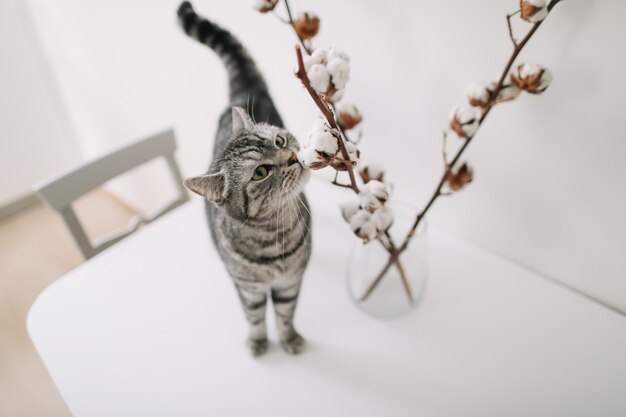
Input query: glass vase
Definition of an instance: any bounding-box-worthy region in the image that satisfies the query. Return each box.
[346,203,428,319]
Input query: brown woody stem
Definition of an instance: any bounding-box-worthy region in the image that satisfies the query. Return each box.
[282,0,312,54]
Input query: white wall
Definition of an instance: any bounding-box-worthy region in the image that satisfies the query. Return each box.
[23,0,626,312]
[0,0,79,207]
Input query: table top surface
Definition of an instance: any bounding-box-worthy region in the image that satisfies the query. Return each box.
[28,179,626,417]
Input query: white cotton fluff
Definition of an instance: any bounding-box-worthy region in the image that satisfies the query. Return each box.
[309,117,330,136]
[359,190,383,213]
[297,146,324,167]
[340,200,361,222]
[519,63,542,78]
[307,64,331,95]
[528,6,548,22]
[309,127,338,155]
[336,102,362,119]
[327,48,350,63]
[365,180,390,203]
[349,210,378,242]
[328,88,344,103]
[465,82,491,106]
[373,206,394,233]
[327,58,350,90]
[518,63,552,91]
[303,49,328,72]
[537,68,553,90]
[344,141,360,164]
[450,105,481,138]
[365,162,385,180]
[497,84,521,101]
[526,0,546,6]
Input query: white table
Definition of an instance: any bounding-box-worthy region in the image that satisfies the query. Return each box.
[28,179,626,417]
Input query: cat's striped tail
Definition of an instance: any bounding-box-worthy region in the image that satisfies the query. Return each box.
[177,1,269,103]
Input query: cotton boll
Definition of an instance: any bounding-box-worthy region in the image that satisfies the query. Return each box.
[449,105,482,139]
[307,64,331,95]
[510,63,552,94]
[330,140,360,171]
[254,0,278,13]
[365,180,390,204]
[303,49,328,72]
[310,117,330,135]
[496,84,521,102]
[520,0,548,22]
[309,128,338,156]
[340,200,361,222]
[345,141,360,164]
[359,163,385,183]
[297,147,328,170]
[327,58,350,90]
[349,210,377,243]
[359,190,383,213]
[373,207,394,233]
[336,102,363,130]
[358,220,378,243]
[445,162,474,192]
[465,82,492,108]
[327,88,344,103]
[293,12,320,40]
[327,48,350,63]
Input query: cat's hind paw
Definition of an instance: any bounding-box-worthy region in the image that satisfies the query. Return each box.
[247,337,269,357]
[280,332,306,355]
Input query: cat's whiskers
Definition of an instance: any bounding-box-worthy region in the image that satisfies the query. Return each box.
[293,184,313,219]
[288,193,309,262]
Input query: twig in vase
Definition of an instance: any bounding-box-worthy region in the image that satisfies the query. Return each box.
[361,0,563,299]
[294,45,360,193]
[257,0,562,305]
[293,44,414,303]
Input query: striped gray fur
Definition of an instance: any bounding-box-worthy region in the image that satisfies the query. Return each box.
[178,2,312,356]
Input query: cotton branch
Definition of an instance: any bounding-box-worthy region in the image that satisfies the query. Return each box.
[293,43,414,303]
[400,0,562,250]
[360,0,563,300]
[294,45,360,194]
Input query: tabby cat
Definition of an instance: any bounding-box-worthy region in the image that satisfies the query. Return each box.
[178,1,312,356]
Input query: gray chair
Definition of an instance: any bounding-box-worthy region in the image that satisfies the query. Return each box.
[34,129,189,259]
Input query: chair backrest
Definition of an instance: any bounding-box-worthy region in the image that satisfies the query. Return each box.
[34,129,189,259]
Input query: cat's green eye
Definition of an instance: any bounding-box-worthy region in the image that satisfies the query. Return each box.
[275,135,286,148]
[252,165,270,181]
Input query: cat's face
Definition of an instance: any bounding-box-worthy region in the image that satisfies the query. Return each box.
[184,107,310,221]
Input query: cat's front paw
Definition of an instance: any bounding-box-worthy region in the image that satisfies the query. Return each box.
[280,332,306,355]
[247,337,269,357]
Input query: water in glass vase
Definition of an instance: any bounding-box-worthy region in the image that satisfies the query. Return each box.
[346,203,428,319]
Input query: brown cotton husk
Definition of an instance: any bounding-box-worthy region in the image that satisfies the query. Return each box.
[468,97,488,108]
[256,0,278,13]
[520,0,542,21]
[450,117,468,139]
[331,151,359,171]
[338,112,362,130]
[446,163,473,191]
[510,68,545,94]
[359,167,384,184]
[293,13,320,40]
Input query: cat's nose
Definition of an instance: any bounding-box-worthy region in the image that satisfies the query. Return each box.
[288,151,299,166]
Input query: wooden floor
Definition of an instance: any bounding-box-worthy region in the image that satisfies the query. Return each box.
[0,190,137,417]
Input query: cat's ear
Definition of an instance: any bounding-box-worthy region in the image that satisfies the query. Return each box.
[232,106,254,134]
[184,172,226,204]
